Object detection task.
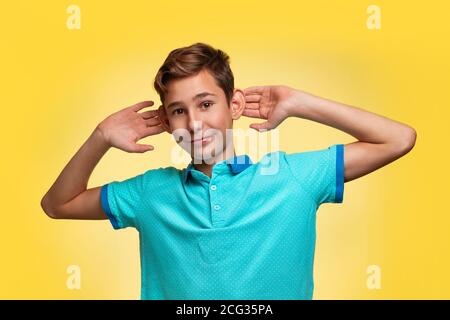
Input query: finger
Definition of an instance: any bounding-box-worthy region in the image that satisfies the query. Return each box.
[242,109,261,118]
[139,110,159,119]
[250,121,272,131]
[145,117,162,127]
[133,143,154,153]
[130,100,154,112]
[243,86,265,95]
[245,103,260,109]
[244,94,261,103]
[141,124,166,137]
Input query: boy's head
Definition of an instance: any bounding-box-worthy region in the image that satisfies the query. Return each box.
[154,43,245,162]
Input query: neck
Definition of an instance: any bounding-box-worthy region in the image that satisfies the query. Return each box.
[192,146,236,178]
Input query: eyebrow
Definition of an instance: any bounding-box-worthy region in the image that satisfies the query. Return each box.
[166,92,217,110]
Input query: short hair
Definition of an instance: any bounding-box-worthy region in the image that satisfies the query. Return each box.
[154,42,234,106]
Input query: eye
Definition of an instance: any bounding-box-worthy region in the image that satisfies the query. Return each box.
[201,101,213,109]
[172,108,184,115]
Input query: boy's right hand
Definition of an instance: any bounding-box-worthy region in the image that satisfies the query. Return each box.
[96,101,168,153]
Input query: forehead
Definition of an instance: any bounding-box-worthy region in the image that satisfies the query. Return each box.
[165,69,224,105]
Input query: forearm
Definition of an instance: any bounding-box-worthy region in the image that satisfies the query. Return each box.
[289,91,415,146]
[42,127,110,210]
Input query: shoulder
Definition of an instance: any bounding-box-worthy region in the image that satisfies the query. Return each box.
[142,165,180,178]
[257,145,342,178]
[108,166,182,190]
[141,165,183,185]
[283,145,341,167]
[251,150,289,176]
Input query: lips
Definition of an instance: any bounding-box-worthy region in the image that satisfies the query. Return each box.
[192,135,213,143]
[191,136,213,146]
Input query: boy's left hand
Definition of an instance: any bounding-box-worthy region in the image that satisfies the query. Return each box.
[243,85,303,131]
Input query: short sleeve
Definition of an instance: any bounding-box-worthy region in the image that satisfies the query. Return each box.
[284,144,344,205]
[100,173,145,230]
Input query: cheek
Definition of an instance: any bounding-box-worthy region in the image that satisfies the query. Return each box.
[208,107,232,128]
[169,116,187,128]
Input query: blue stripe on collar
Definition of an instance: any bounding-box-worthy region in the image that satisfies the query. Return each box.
[226,154,253,174]
[183,155,252,183]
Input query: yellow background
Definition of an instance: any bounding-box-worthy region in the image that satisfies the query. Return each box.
[1,0,448,299]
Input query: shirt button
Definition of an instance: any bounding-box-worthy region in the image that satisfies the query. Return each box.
[210,185,217,191]
[213,204,221,210]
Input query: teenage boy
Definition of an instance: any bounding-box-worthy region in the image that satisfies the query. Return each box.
[41,42,416,299]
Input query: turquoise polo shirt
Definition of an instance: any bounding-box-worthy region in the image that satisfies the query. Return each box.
[100,144,344,300]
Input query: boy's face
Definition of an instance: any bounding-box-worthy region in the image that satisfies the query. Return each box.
[160,69,245,162]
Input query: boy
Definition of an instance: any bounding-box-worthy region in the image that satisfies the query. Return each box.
[41,42,416,299]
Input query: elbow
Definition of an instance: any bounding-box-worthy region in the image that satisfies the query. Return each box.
[395,126,417,156]
[40,195,60,219]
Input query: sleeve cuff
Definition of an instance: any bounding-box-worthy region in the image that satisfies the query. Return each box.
[100,184,121,230]
[335,144,344,203]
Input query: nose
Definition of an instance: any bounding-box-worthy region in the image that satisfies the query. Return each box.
[187,110,204,136]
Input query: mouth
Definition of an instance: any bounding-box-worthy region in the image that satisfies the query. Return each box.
[191,135,214,145]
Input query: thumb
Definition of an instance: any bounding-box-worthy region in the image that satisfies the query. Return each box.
[134,144,154,153]
[250,122,272,132]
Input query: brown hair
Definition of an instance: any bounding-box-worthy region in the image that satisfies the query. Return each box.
[154,42,234,106]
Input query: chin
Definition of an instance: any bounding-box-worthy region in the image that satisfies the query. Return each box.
[190,145,224,164]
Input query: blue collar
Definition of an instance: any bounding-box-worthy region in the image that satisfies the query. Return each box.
[183,155,253,183]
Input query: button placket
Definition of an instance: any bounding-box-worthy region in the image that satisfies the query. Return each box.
[209,177,224,226]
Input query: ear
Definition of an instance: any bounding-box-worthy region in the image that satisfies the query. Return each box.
[158,105,172,134]
[229,89,246,120]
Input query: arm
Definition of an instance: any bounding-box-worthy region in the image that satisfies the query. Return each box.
[289,90,416,182]
[40,129,110,220]
[41,101,166,219]
[242,86,417,183]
